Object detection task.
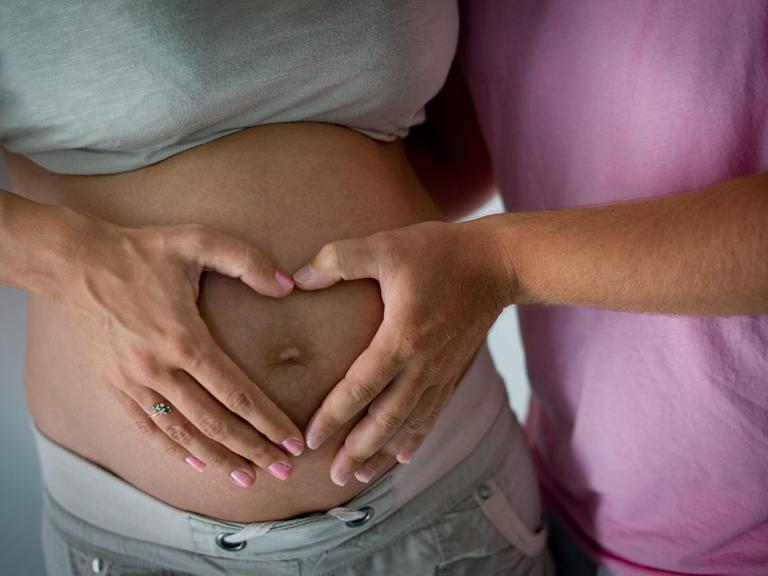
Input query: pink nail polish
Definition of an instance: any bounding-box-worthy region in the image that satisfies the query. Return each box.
[230,469,254,488]
[355,466,376,484]
[282,438,304,456]
[268,461,293,480]
[274,270,294,290]
[185,455,206,472]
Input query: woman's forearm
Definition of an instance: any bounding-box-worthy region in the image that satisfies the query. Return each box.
[0,189,87,300]
[1,185,306,480]
[492,172,768,315]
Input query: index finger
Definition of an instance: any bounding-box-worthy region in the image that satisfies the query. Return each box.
[305,321,402,450]
[172,224,294,298]
[180,319,305,455]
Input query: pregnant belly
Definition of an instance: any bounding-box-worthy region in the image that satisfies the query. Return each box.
[5,123,439,521]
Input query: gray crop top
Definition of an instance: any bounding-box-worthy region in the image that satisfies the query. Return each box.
[0,1,457,175]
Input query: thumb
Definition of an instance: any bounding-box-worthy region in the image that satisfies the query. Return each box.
[293,236,381,290]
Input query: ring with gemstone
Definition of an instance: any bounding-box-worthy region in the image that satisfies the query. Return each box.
[151,401,173,417]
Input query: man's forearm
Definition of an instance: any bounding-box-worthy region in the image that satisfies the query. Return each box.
[0,189,86,300]
[490,172,768,315]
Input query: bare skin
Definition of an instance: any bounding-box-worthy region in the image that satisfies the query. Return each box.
[3,123,439,521]
[292,72,768,484]
[298,176,768,483]
[2,190,306,488]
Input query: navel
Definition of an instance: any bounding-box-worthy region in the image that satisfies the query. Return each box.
[277,346,303,365]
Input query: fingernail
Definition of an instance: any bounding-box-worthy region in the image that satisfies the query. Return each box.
[354,466,376,484]
[230,469,255,488]
[396,450,412,464]
[185,455,206,472]
[332,471,351,487]
[293,264,313,285]
[282,438,304,456]
[268,461,293,480]
[274,270,294,290]
[306,430,327,450]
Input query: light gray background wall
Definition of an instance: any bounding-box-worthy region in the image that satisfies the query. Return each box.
[0,156,530,575]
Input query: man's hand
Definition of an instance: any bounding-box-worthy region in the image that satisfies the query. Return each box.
[293,218,512,486]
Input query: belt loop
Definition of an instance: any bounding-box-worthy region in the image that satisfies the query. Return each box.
[473,479,547,557]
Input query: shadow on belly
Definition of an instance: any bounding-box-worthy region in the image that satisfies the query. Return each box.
[197,271,383,429]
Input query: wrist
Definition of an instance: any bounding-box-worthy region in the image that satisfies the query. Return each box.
[462,213,524,309]
[46,205,120,307]
[12,198,104,303]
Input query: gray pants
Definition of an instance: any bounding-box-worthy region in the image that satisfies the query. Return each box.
[40,404,555,575]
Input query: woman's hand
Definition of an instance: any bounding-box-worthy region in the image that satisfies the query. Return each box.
[292,216,514,486]
[57,211,305,488]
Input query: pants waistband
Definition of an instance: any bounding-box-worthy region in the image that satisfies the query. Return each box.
[33,350,539,560]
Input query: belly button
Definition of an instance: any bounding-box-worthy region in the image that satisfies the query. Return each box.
[268,338,313,368]
[277,346,303,365]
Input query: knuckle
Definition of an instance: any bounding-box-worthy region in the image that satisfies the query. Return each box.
[165,422,193,446]
[247,443,271,465]
[387,348,407,372]
[124,345,151,370]
[428,399,446,421]
[370,345,403,376]
[345,380,379,407]
[317,243,341,271]
[198,414,228,441]
[371,231,397,257]
[189,335,213,366]
[403,414,427,434]
[402,381,424,406]
[400,328,429,357]
[115,364,136,389]
[226,389,255,415]
[378,235,406,272]
[183,223,210,249]
[421,356,443,380]
[132,353,161,380]
[133,418,156,437]
[166,333,198,365]
[169,223,206,257]
[371,408,404,436]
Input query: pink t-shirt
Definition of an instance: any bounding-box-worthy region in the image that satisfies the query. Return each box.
[457,1,768,574]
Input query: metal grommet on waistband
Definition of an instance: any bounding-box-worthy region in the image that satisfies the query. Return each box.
[215,532,247,551]
[90,557,106,573]
[477,483,492,500]
[345,506,375,527]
